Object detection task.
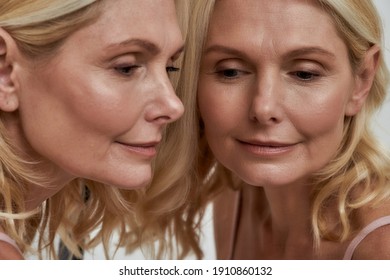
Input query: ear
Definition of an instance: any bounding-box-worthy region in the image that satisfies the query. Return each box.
[0,28,19,112]
[345,45,380,116]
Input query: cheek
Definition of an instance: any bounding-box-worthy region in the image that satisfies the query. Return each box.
[291,81,351,133]
[292,91,348,161]
[199,93,227,149]
[58,75,146,137]
[73,91,143,134]
[198,80,245,135]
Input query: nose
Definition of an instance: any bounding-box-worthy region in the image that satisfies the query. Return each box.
[145,73,184,125]
[249,72,282,125]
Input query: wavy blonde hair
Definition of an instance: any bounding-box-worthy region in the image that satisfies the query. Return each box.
[129,0,205,259]
[0,0,197,259]
[310,0,390,245]
[180,0,390,256]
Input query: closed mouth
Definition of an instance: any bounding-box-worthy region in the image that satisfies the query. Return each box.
[237,139,297,156]
[238,139,295,147]
[116,141,160,157]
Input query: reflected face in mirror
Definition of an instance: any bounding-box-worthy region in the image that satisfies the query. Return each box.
[198,0,363,187]
[13,0,184,189]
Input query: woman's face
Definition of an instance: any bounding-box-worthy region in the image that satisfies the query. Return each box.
[198,0,367,187]
[12,0,184,189]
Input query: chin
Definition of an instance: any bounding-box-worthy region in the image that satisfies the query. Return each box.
[235,172,281,188]
[75,162,154,190]
[110,174,152,190]
[90,168,153,190]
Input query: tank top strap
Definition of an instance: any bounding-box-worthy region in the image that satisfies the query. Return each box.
[0,231,22,254]
[343,215,390,260]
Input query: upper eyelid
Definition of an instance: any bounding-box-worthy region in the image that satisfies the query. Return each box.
[289,71,321,82]
[214,67,250,74]
[290,69,321,75]
[292,70,320,75]
[285,60,326,75]
[166,66,180,72]
[214,60,255,74]
[171,46,185,62]
[286,59,328,72]
[111,50,180,64]
[214,60,248,70]
[212,68,250,81]
[216,68,246,73]
[111,57,178,70]
[114,65,140,76]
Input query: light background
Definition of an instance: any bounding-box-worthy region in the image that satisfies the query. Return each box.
[84,0,390,260]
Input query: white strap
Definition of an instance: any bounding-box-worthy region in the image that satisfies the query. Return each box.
[0,232,22,254]
[343,215,390,259]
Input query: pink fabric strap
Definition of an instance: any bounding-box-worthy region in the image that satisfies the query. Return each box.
[343,215,390,260]
[0,232,22,253]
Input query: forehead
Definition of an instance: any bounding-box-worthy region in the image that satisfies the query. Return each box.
[65,0,182,53]
[211,0,328,26]
[207,0,345,54]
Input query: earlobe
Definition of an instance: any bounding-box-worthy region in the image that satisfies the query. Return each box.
[345,45,380,116]
[0,28,19,112]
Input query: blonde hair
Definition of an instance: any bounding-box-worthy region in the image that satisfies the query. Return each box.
[182,0,390,255]
[311,0,390,245]
[129,0,205,259]
[0,0,197,259]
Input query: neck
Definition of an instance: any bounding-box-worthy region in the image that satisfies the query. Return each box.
[238,182,345,259]
[24,182,65,211]
[234,183,317,259]
[264,182,313,232]
[1,112,74,211]
[256,181,315,254]
[23,167,74,211]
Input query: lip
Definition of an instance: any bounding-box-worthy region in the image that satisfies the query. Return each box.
[237,139,297,157]
[116,141,160,157]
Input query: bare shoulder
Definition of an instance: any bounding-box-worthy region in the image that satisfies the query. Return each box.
[0,241,23,260]
[353,218,390,259]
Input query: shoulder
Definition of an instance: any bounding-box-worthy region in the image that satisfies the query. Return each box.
[352,217,390,259]
[0,241,23,260]
[0,230,23,260]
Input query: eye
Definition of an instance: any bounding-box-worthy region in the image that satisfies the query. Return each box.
[216,68,243,79]
[166,66,180,73]
[293,71,319,81]
[114,65,140,76]
[222,69,239,78]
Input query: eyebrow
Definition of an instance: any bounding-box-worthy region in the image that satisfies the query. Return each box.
[203,45,248,58]
[284,47,336,60]
[105,38,184,58]
[105,38,160,54]
[204,44,336,60]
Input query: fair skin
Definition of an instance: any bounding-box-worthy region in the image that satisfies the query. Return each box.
[0,0,183,258]
[198,0,386,259]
